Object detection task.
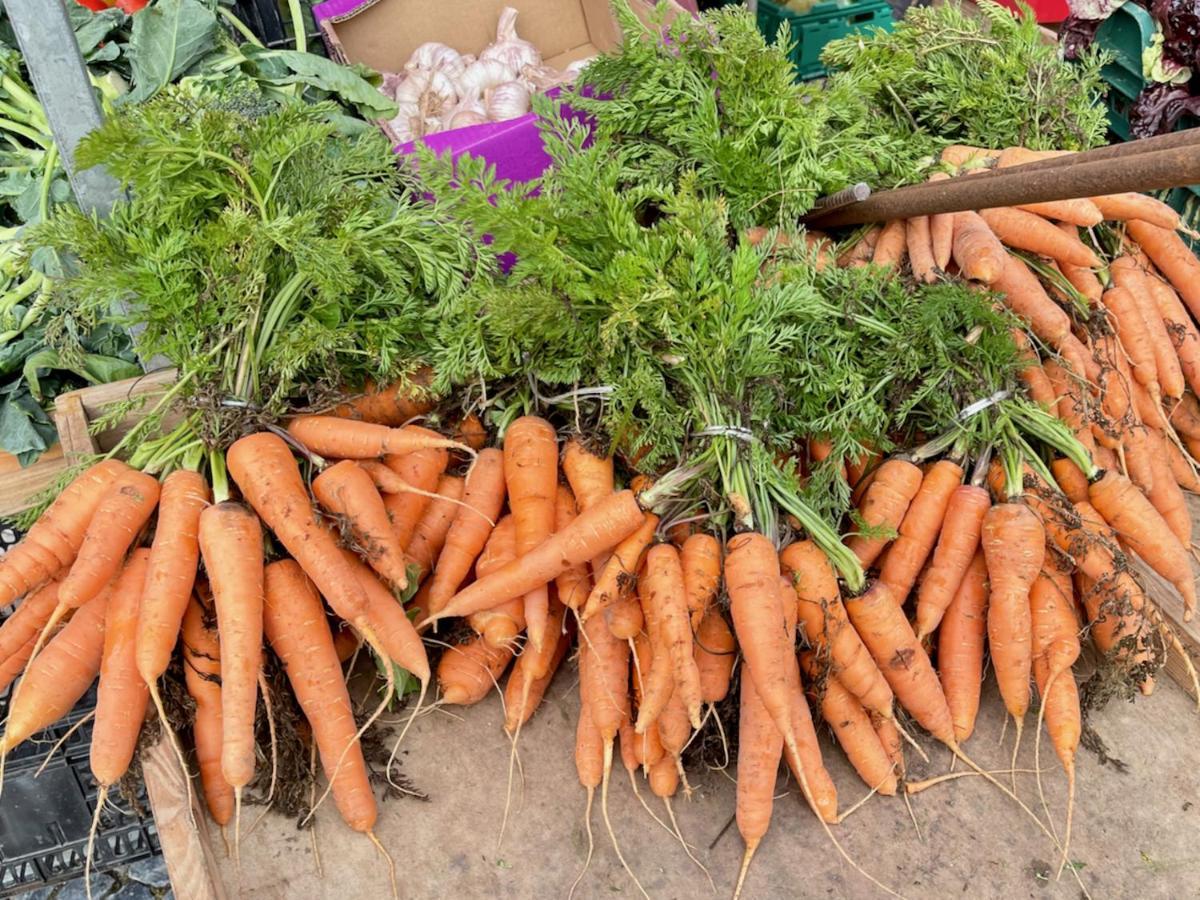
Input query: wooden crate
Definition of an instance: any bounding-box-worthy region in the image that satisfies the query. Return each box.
[0,444,67,518]
[52,368,179,463]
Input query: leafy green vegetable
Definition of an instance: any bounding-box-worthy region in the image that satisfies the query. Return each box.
[822,0,1109,152]
[123,0,221,103]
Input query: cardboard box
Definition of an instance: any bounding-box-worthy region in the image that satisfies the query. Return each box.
[313,0,685,183]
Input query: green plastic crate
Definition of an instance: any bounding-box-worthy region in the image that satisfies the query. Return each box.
[755,0,894,81]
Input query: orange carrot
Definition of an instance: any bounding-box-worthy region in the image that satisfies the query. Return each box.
[734,653,785,897]
[1014,199,1103,227]
[878,459,963,603]
[454,413,488,451]
[942,144,998,167]
[356,460,411,494]
[1093,192,1180,229]
[1051,458,1090,503]
[327,371,434,425]
[1148,273,1200,397]
[427,491,645,625]
[871,219,907,269]
[634,567,677,732]
[1044,359,1095,455]
[581,512,658,621]
[1142,427,1192,545]
[1127,219,1200,320]
[844,458,923,568]
[403,474,465,581]
[1166,438,1200,492]
[286,416,470,459]
[1029,561,1080,681]
[952,211,1007,283]
[906,216,937,283]
[979,208,1100,268]
[503,416,558,655]
[1012,330,1057,410]
[1054,224,1104,304]
[437,635,513,705]
[991,253,1073,348]
[424,448,506,619]
[1112,256,1184,399]
[504,603,570,732]
[0,579,61,668]
[381,440,451,548]
[264,560,376,833]
[198,501,263,792]
[313,461,410,592]
[182,591,233,827]
[937,550,989,743]
[680,532,721,630]
[644,544,703,729]
[606,593,644,641]
[467,516,526,648]
[554,486,592,611]
[693,607,735,705]
[0,633,40,694]
[0,459,127,608]
[136,470,208,689]
[1102,285,1160,400]
[341,550,430,684]
[58,468,160,611]
[915,482,990,640]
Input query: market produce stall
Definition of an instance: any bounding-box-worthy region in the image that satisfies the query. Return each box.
[3,1,1200,898]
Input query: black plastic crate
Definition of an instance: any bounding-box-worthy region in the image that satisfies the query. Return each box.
[232,0,320,50]
[0,552,159,897]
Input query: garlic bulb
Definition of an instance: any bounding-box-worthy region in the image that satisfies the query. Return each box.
[406,42,466,78]
[486,81,531,122]
[387,101,426,143]
[394,69,459,122]
[442,98,489,130]
[381,70,405,99]
[480,7,541,73]
[457,58,516,103]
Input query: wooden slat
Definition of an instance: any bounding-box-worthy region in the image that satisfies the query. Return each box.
[0,444,67,518]
[53,394,98,462]
[53,368,178,456]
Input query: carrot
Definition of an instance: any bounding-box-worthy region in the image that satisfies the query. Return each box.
[503,416,558,655]
[606,594,644,640]
[554,486,592,611]
[929,174,955,270]
[1051,458,1090,503]
[437,635,514,705]
[1014,199,1103,227]
[630,632,667,771]
[571,685,604,895]
[404,474,465,581]
[1172,392,1200,441]
[873,714,904,778]
[427,490,645,625]
[341,551,430,684]
[286,416,470,460]
[644,544,703,729]
[1142,427,1192,545]
[941,144,997,167]
[581,512,658,621]
[1089,468,1196,618]
[1030,561,1080,679]
[991,253,1073,349]
[905,216,937,283]
[846,445,880,494]
[58,468,160,611]
[997,146,1070,168]
[356,460,409,494]
[313,461,410,592]
[693,607,735,705]
[732,656,785,900]
[182,591,233,827]
[871,219,907,269]
[1054,224,1104,304]
[1112,256,1184,399]
[979,208,1100,268]
[0,633,40,695]
[561,437,615,573]
[1033,653,1081,871]
[915,482,990,640]
[1127,219,1200,319]
[90,548,151,788]
[952,211,1007,283]
[1076,571,1149,671]
[844,458,923,567]
[843,580,956,745]
[1148,275,1200,398]
[0,578,61,667]
[1166,437,1200,492]
[327,370,434,425]
[1044,359,1095,454]
[381,440,452,548]
[1093,192,1180,229]
[467,516,526,648]
[981,501,1043,748]
[454,413,487,451]
[778,579,838,823]
[936,550,989,743]
[1101,285,1160,401]
[423,447,505,619]
[1011,330,1057,410]
[781,540,893,720]
[837,226,882,268]
[633,568,676,732]
[0,459,127,608]
[227,433,371,634]
[264,560,376,833]
[800,651,897,796]
[504,604,570,732]
[1092,330,1132,432]
[136,470,208,691]
[0,588,110,756]
[197,501,263,793]
[878,459,963,603]
[677,533,721,632]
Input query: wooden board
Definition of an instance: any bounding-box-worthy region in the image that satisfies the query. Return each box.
[52,368,179,462]
[0,443,67,518]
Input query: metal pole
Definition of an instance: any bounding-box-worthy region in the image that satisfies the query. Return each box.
[5,0,122,216]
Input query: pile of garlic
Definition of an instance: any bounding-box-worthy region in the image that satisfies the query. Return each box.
[381,7,590,141]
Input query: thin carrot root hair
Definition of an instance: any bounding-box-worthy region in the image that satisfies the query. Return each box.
[34,710,94,778]
[627,768,676,840]
[710,703,731,770]
[234,787,243,869]
[497,679,531,850]
[1034,675,1059,846]
[601,740,650,900]
[384,677,430,795]
[905,768,1044,794]
[902,786,923,843]
[249,672,279,835]
[732,838,760,900]
[368,829,398,900]
[892,716,929,764]
[1055,762,1077,882]
[835,779,885,823]
[85,784,108,900]
[674,754,694,799]
[1010,717,1024,795]
[148,684,195,824]
[567,787,596,900]
[308,741,323,878]
[664,796,714,890]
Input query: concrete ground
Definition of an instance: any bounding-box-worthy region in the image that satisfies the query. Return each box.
[219,665,1200,899]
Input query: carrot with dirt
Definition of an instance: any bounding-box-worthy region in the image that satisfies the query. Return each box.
[404,474,465,581]
[1088,467,1197,619]
[286,416,472,460]
[1102,284,1161,401]
[1012,330,1057,410]
[633,567,676,733]
[1149,273,1200,397]
[554,486,592,611]
[990,253,1073,350]
[1054,224,1104,303]
[978,208,1100,268]
[85,549,151,888]
[1093,192,1181,229]
[581,512,659,621]
[643,544,703,729]
[680,532,721,630]
[844,458,923,567]
[915,472,990,640]
[561,437,615,573]
[1111,256,1184,400]
[454,413,488,451]
[800,651,898,796]
[780,540,894,720]
[837,225,882,268]
[878,458,963,603]
[467,516,526,648]
[936,550,989,743]
[423,447,506,621]
[1043,360,1094,454]
[326,370,434,425]
[313,461,410,592]
[381,443,451,549]
[952,211,1007,283]
[1166,439,1200,492]
[1127,219,1200,319]
[182,591,234,829]
[424,490,645,625]
[340,550,430,684]
[1141,427,1192,545]
[437,636,514,705]
[503,416,559,655]
[694,607,735,705]
[0,459,128,608]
